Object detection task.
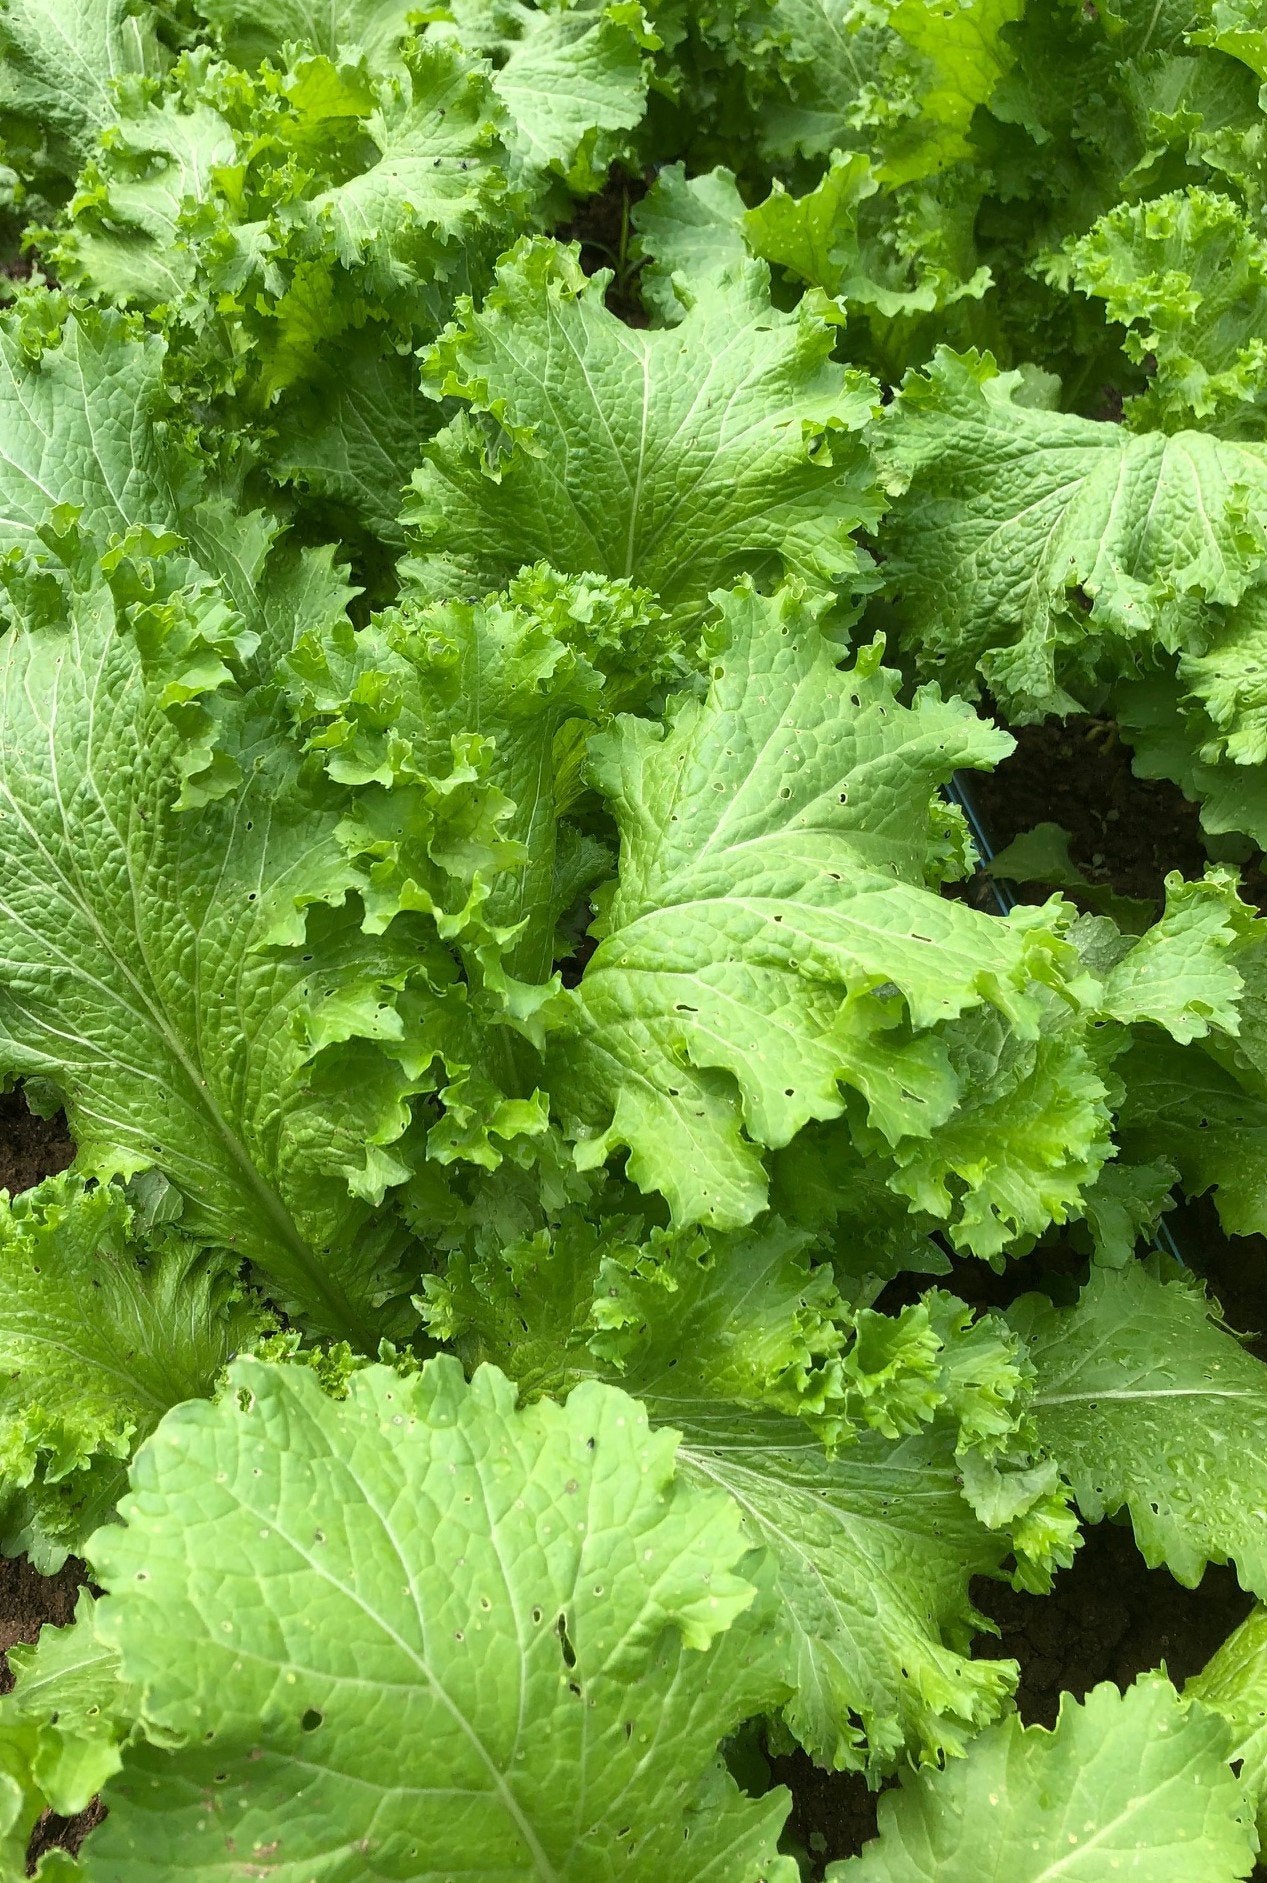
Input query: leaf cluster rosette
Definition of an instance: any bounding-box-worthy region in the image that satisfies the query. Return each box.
[2,0,1267,1874]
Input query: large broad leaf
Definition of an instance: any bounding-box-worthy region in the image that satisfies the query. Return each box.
[75,1356,797,1881]
[549,583,1095,1231]
[0,0,158,185]
[0,1174,268,1568]
[1013,1261,1267,1593]
[877,346,1267,717]
[828,1677,1258,1881]
[406,238,881,631]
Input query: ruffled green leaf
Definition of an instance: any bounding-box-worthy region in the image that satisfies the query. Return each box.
[675,1409,1025,1775]
[427,0,662,191]
[1119,665,1267,850]
[630,161,749,324]
[751,0,1025,179]
[407,237,882,631]
[550,583,1095,1232]
[829,1677,1258,1881]
[50,39,520,458]
[1116,927,1267,1237]
[1063,186,1267,432]
[0,529,432,1344]
[424,1209,1076,1772]
[1014,1260,1267,1593]
[879,346,1267,718]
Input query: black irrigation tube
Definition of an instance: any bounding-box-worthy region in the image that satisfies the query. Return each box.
[945,772,1188,1270]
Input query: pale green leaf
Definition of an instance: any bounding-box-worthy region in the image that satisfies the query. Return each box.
[828,1677,1257,1881]
[1098,867,1257,1042]
[78,1356,797,1881]
[1119,666,1267,850]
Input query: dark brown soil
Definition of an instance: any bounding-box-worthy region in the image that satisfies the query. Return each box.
[775,1519,1258,1875]
[0,1086,74,1195]
[973,1520,1254,1728]
[0,1556,106,1872]
[26,1800,107,1869]
[963,714,1255,908]
[557,171,652,325]
[0,1555,87,1691]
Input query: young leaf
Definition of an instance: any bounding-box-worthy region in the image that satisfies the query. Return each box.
[828,1677,1258,1881]
[80,1356,797,1880]
[0,1174,268,1569]
[1013,1261,1267,1593]
[1115,927,1267,1240]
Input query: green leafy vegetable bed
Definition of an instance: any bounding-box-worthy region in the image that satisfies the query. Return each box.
[3,0,1267,1874]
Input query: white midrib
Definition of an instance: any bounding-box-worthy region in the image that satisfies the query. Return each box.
[1035,1387,1258,1406]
